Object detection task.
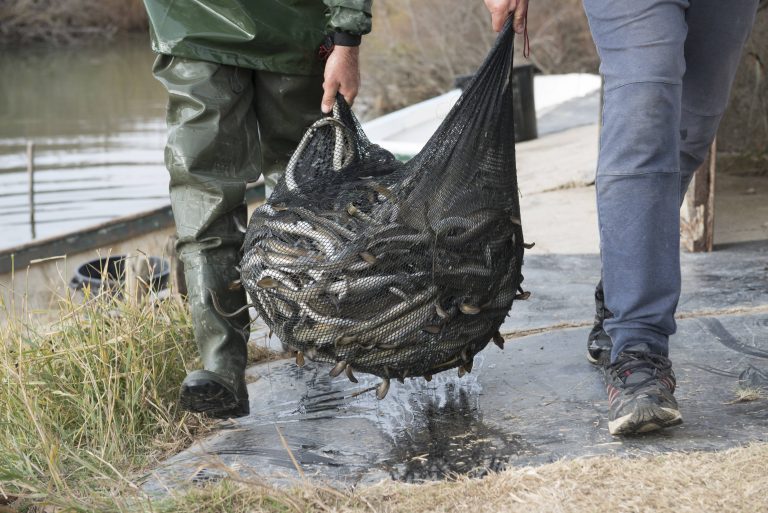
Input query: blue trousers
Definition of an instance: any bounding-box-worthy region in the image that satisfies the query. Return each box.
[582,0,759,360]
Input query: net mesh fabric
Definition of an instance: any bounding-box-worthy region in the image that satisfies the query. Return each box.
[241,23,527,386]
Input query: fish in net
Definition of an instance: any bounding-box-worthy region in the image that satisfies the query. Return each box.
[240,22,529,398]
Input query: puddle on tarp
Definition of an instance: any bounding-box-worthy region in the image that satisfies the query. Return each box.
[380,385,531,482]
[271,356,534,482]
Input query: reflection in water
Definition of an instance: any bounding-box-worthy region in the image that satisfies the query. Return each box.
[0,35,169,249]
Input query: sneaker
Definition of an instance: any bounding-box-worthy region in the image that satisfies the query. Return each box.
[179,369,250,419]
[605,350,682,435]
[587,280,613,365]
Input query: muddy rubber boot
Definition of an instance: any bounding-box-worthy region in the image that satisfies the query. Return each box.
[178,248,250,418]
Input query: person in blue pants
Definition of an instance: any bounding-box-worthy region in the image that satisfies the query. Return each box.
[485,0,759,435]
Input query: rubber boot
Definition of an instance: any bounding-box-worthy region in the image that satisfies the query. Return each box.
[153,55,258,418]
[178,246,250,418]
[153,57,323,416]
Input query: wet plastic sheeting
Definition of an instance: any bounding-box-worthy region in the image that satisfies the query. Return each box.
[146,242,768,492]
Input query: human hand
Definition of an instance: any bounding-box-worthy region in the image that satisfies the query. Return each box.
[321,45,360,114]
[484,0,529,33]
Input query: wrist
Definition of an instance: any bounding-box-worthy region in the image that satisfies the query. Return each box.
[333,45,359,56]
[329,43,359,66]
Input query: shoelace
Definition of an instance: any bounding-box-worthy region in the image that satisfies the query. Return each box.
[607,351,674,395]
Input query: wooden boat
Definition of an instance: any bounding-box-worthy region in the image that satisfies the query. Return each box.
[0,185,265,318]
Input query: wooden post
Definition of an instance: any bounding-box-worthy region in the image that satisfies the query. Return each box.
[27,141,36,240]
[681,139,716,252]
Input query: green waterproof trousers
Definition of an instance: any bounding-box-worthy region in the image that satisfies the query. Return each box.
[153,55,323,399]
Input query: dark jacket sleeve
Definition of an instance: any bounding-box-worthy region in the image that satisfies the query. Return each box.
[324,0,372,36]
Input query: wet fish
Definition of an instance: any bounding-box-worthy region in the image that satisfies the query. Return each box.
[242,157,525,383]
[234,215,248,234]
[493,331,505,349]
[459,303,481,315]
[334,334,358,347]
[257,277,278,289]
[376,378,391,400]
[329,360,347,378]
[359,251,377,264]
[371,183,395,200]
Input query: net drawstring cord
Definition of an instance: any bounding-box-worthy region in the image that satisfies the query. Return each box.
[523,10,530,59]
[284,110,351,191]
[507,8,531,58]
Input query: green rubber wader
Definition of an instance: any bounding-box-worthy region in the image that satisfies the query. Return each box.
[152,55,323,396]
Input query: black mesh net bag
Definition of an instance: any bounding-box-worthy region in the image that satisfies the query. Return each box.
[241,22,528,398]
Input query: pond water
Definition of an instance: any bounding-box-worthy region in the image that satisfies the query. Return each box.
[0,35,169,251]
[0,36,602,254]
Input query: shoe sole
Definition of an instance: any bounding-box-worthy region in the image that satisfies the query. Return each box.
[179,380,249,419]
[609,406,682,436]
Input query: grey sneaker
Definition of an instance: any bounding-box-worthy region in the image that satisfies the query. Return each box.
[605,350,682,436]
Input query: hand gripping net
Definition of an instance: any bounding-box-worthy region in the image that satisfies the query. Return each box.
[241,23,528,398]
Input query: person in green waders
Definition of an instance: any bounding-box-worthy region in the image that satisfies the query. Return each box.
[142,1,372,418]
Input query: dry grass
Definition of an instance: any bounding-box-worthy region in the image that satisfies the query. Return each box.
[730,387,766,403]
[0,0,148,45]
[0,284,208,511]
[248,342,284,367]
[359,0,599,119]
[358,0,496,119]
[0,268,282,512]
[525,0,599,74]
[150,443,768,513]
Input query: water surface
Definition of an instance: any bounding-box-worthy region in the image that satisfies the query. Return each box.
[0,35,169,250]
